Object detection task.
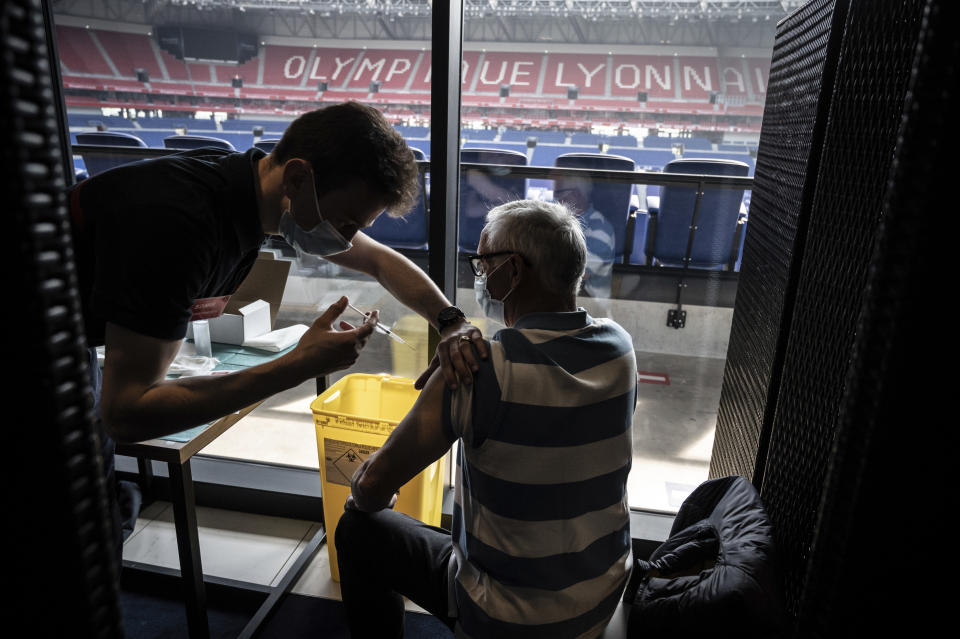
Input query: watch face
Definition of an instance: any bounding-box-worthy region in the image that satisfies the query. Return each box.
[439,307,464,324]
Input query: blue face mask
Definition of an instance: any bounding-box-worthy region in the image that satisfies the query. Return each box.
[474,259,515,325]
[278,209,352,257]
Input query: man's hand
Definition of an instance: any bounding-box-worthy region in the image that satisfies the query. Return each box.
[289,296,376,379]
[344,493,397,513]
[415,320,488,390]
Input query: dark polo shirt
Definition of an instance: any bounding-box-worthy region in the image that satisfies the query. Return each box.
[69,147,266,346]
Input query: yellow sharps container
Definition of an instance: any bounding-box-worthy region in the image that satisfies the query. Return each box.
[311,373,444,581]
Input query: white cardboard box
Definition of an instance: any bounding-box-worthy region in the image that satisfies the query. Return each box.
[187,252,292,346]
[206,299,271,345]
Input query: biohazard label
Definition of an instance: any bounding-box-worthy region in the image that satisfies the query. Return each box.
[324,438,381,487]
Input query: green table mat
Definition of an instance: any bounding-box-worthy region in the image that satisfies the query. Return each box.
[160,342,294,443]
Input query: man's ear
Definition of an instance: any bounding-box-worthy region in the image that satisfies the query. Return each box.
[280,158,311,198]
[508,253,525,287]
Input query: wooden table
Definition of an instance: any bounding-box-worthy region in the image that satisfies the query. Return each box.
[116,344,326,639]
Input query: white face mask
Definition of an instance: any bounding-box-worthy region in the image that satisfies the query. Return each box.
[474,259,515,325]
[278,209,352,257]
[278,165,352,257]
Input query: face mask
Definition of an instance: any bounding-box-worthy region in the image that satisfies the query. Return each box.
[279,209,352,258]
[474,259,515,325]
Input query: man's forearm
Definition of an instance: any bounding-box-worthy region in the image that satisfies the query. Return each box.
[372,248,453,330]
[102,350,307,442]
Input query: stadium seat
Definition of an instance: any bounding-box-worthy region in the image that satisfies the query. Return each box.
[254,139,281,153]
[74,131,148,176]
[163,135,236,151]
[363,147,428,250]
[459,148,528,252]
[553,153,637,264]
[644,158,749,270]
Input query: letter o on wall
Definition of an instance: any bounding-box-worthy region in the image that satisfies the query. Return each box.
[284,55,306,80]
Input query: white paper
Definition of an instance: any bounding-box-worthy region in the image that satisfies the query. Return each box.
[242,324,310,352]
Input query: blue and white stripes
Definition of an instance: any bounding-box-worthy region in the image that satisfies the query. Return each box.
[445,310,637,638]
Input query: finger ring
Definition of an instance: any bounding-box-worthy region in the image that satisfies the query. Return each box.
[459,335,472,343]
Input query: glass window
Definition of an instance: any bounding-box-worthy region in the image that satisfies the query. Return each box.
[54,3,435,472]
[457,2,779,512]
[55,1,785,514]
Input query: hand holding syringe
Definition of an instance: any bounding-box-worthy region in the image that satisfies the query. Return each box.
[346,302,415,349]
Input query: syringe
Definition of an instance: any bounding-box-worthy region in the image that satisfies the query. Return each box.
[347,303,415,349]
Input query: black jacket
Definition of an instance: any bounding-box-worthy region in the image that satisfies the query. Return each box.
[624,475,786,638]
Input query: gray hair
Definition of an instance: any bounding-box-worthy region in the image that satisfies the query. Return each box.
[482,199,587,297]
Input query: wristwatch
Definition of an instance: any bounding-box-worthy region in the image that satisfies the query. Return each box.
[437,305,466,332]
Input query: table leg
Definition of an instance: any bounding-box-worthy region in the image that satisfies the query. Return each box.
[136,456,155,505]
[168,459,209,639]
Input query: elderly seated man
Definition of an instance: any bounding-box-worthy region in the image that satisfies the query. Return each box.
[336,199,637,638]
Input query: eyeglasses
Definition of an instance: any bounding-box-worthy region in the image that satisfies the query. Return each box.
[466,251,517,277]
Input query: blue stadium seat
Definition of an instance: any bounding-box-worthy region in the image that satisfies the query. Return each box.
[459,148,528,252]
[114,129,166,148]
[74,131,148,176]
[395,125,429,139]
[553,153,637,264]
[530,145,595,168]
[571,132,602,146]
[644,158,749,270]
[163,135,236,151]
[682,150,755,175]
[462,129,497,141]
[608,134,638,148]
[680,137,713,150]
[642,136,675,149]
[499,129,532,143]
[254,139,281,153]
[363,147,429,250]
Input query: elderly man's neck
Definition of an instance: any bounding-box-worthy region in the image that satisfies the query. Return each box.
[507,292,578,326]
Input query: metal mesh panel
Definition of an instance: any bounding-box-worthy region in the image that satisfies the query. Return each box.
[759,0,926,617]
[5,0,123,635]
[711,0,847,482]
[799,1,954,633]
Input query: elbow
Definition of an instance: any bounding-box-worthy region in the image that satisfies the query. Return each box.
[99,412,138,444]
[351,458,392,512]
[98,399,143,444]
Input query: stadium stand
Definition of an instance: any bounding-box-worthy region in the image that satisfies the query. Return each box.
[56,27,771,124]
[60,23,763,256]
[56,26,112,75]
[96,30,163,79]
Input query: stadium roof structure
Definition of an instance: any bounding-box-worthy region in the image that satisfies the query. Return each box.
[52,0,804,46]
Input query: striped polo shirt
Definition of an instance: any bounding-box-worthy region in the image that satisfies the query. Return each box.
[443,309,637,638]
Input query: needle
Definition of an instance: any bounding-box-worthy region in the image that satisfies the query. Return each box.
[347,303,415,349]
